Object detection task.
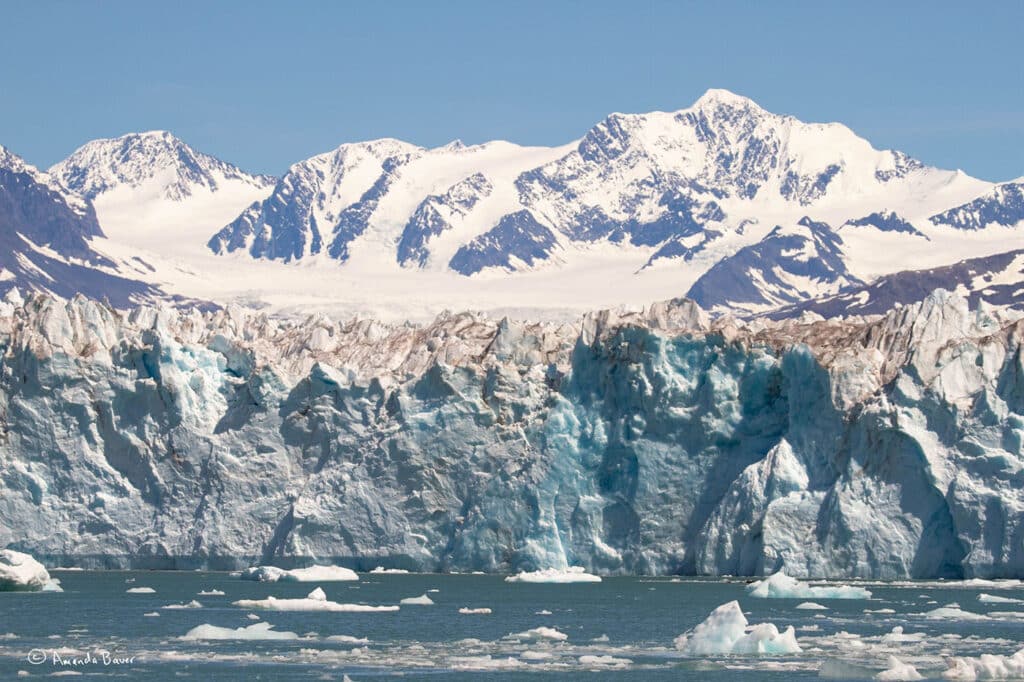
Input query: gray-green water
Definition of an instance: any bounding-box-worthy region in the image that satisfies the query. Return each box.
[1,571,1023,680]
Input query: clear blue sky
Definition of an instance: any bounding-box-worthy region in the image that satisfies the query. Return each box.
[2,0,1022,181]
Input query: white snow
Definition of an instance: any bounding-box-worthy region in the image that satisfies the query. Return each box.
[673,601,801,656]
[745,571,872,599]
[0,550,52,591]
[399,594,434,605]
[505,567,602,583]
[180,621,300,641]
[232,587,398,612]
[238,565,359,582]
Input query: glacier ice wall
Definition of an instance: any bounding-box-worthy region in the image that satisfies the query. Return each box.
[0,290,1022,579]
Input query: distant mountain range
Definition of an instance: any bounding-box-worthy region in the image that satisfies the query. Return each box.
[1,89,1021,319]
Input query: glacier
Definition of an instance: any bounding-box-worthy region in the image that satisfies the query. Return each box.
[0,288,1022,579]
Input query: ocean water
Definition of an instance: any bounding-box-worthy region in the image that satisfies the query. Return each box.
[1,571,1023,680]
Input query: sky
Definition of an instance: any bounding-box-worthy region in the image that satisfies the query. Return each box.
[1,0,1021,181]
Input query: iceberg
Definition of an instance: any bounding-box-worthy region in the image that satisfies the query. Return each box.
[510,626,569,642]
[232,587,399,612]
[399,594,434,605]
[162,600,203,609]
[505,567,601,583]
[579,655,632,667]
[125,587,156,594]
[746,571,872,599]
[978,594,1024,604]
[198,589,225,596]
[239,565,358,582]
[943,648,1024,680]
[674,601,801,656]
[0,550,53,591]
[795,601,828,610]
[875,657,923,681]
[459,607,492,614]
[180,622,300,641]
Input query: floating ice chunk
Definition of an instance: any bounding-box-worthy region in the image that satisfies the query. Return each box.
[579,654,632,667]
[505,567,601,583]
[510,626,569,642]
[162,600,203,609]
[875,656,923,680]
[239,565,358,582]
[979,593,1024,604]
[0,550,52,591]
[370,567,409,574]
[326,635,369,644]
[459,607,492,614]
[400,594,434,605]
[673,601,801,656]
[591,634,610,642]
[198,589,225,596]
[521,650,552,660]
[245,613,260,620]
[746,571,872,599]
[0,633,18,639]
[921,603,988,620]
[535,609,553,615]
[232,587,399,612]
[41,578,63,592]
[881,627,926,644]
[943,648,1024,679]
[126,587,156,594]
[180,621,299,641]
[142,612,159,617]
[866,608,897,614]
[795,602,828,610]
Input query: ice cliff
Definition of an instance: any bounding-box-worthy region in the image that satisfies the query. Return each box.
[0,289,1022,579]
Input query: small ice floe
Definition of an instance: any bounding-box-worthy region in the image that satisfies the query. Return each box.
[674,601,801,655]
[880,626,926,644]
[506,566,601,583]
[245,613,260,620]
[979,593,1024,604]
[180,621,299,641]
[326,635,369,644]
[874,656,922,681]
[509,626,569,642]
[459,607,491,614]
[591,634,610,642]
[0,633,18,639]
[232,587,399,612]
[795,602,828,610]
[865,608,897,614]
[142,612,160,617]
[238,565,358,582]
[579,654,631,667]
[400,594,434,605]
[943,647,1024,679]
[369,567,409,574]
[198,589,225,596]
[521,650,552,660]
[0,550,59,592]
[535,609,553,615]
[126,587,156,594]
[920,603,988,620]
[746,570,872,599]
[162,600,203,609]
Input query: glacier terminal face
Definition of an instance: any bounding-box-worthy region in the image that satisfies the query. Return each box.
[0,290,1022,579]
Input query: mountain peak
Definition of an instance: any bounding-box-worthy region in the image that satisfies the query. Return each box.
[52,131,275,201]
[690,88,761,111]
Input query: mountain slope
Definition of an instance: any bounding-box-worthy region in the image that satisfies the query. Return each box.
[0,145,163,305]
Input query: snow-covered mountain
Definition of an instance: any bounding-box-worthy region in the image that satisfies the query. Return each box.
[49,131,276,265]
[195,89,1021,318]
[0,145,162,306]
[2,288,1022,579]
[0,89,1014,320]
